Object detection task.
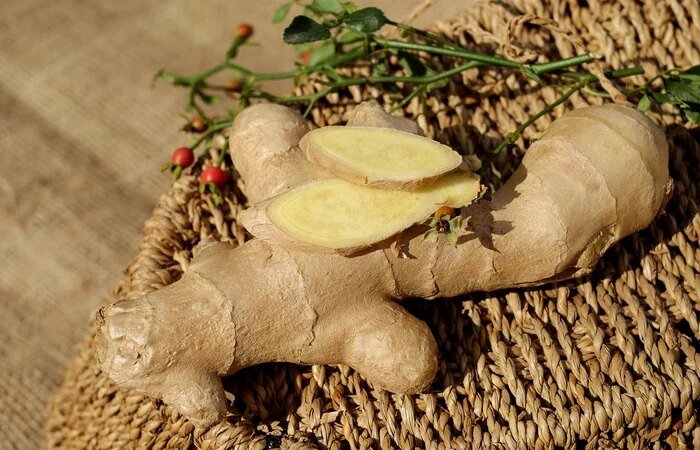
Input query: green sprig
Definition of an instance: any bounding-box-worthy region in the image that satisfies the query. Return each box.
[156,0,699,178]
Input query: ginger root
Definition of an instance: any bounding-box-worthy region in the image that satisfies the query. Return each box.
[96,102,669,428]
[242,170,480,252]
[300,126,463,189]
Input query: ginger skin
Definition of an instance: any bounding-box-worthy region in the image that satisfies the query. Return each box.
[96,102,669,428]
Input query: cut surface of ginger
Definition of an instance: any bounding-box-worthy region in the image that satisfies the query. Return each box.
[266,171,480,250]
[302,126,463,189]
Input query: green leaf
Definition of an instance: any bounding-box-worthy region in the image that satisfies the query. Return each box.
[398,53,427,77]
[311,0,342,14]
[153,69,174,83]
[343,7,387,33]
[651,92,673,104]
[678,64,700,82]
[522,66,545,85]
[637,94,651,112]
[445,230,457,245]
[339,29,365,44]
[283,16,331,44]
[272,2,293,23]
[427,77,449,90]
[198,91,220,105]
[684,109,700,123]
[173,165,183,181]
[665,77,700,105]
[342,2,358,13]
[371,62,387,77]
[423,229,439,243]
[307,41,336,66]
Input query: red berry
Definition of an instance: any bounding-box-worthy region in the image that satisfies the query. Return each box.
[201,167,228,187]
[300,50,313,64]
[235,23,253,39]
[172,147,194,168]
[191,116,208,133]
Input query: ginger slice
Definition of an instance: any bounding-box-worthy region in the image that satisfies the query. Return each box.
[301,126,463,190]
[264,170,480,250]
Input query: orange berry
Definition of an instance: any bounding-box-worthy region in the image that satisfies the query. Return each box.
[191,116,208,133]
[434,206,456,219]
[235,23,253,39]
[224,78,243,93]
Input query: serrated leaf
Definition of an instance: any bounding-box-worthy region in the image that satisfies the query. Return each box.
[637,94,651,112]
[283,16,331,44]
[343,7,387,33]
[684,109,700,123]
[272,2,293,23]
[307,41,336,66]
[445,230,457,245]
[311,0,342,14]
[665,77,700,105]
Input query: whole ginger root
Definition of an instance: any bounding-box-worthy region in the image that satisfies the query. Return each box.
[96,102,670,427]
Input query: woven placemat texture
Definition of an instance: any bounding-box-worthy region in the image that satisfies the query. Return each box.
[46,0,700,448]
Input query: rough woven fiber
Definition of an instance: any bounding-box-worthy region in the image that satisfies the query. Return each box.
[46,0,700,448]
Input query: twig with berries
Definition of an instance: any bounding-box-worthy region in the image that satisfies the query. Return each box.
[157,0,699,185]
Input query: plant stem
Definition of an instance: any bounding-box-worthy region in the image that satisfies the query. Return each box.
[192,121,233,155]
[386,19,461,50]
[531,54,597,74]
[332,61,480,87]
[558,66,644,81]
[478,81,586,174]
[374,38,523,68]
[389,85,426,113]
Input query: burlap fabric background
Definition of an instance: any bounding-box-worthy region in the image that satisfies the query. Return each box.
[15,0,700,448]
[0,2,463,449]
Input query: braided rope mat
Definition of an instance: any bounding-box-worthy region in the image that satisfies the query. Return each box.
[46,0,700,448]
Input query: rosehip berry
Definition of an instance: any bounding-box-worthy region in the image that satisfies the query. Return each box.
[224,78,243,93]
[235,23,253,39]
[201,167,228,187]
[300,50,313,64]
[171,147,194,168]
[191,116,208,133]
[434,206,456,219]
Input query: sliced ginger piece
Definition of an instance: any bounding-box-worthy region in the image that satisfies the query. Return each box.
[300,126,463,190]
[262,170,480,251]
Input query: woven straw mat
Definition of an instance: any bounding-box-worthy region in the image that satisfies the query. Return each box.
[46,0,700,449]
